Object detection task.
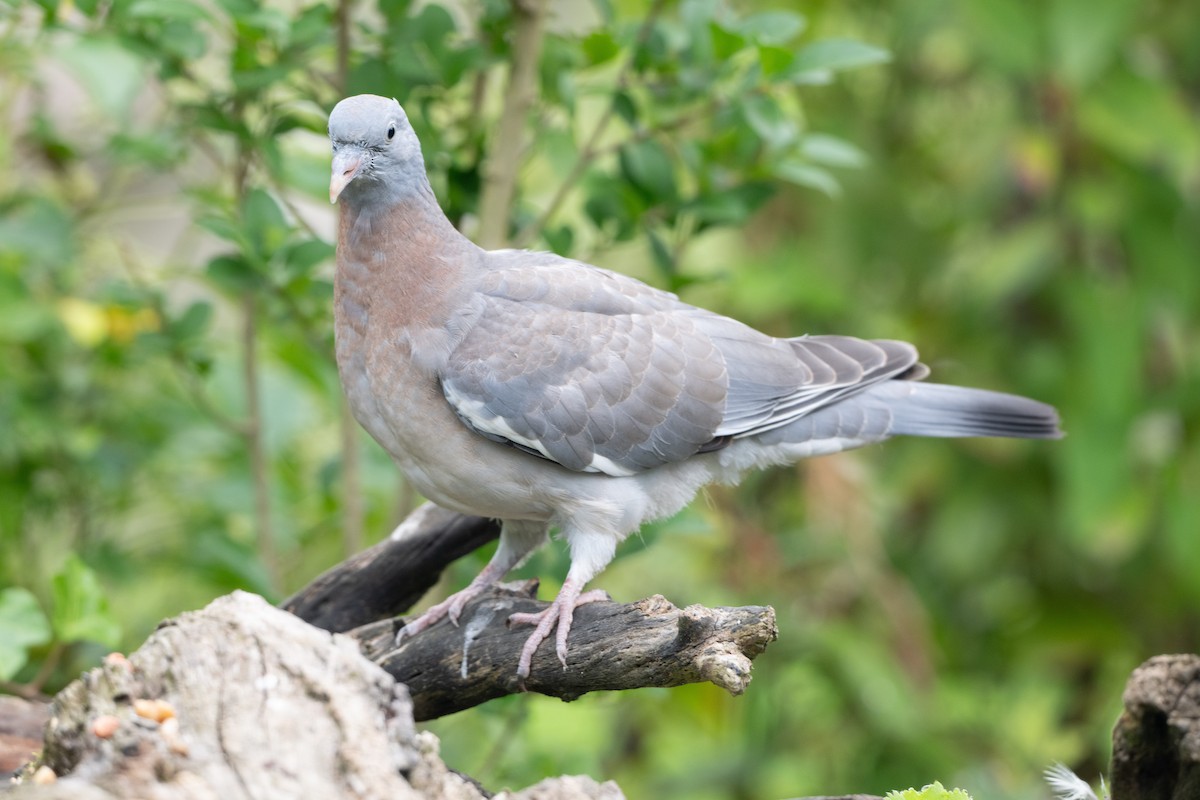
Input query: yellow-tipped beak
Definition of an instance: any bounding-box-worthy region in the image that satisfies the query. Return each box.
[329,151,364,203]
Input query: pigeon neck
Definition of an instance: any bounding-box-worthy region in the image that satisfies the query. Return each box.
[336,176,479,338]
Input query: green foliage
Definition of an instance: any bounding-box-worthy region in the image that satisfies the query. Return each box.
[885,782,973,800]
[1,0,1198,797]
[0,588,51,681]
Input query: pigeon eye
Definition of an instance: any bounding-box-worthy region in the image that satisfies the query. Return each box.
[387,123,396,141]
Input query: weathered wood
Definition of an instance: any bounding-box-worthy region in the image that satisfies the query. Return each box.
[282,502,500,633]
[351,581,779,720]
[0,696,50,776]
[1111,653,1200,800]
[6,592,624,799]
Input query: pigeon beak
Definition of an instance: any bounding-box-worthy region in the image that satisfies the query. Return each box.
[330,150,364,204]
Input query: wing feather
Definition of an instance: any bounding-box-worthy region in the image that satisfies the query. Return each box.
[439,255,923,475]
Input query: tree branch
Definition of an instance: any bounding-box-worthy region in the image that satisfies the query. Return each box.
[281,502,500,633]
[282,502,778,720]
[351,582,778,721]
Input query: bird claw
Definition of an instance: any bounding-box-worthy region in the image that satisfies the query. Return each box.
[395,584,488,645]
[509,588,610,680]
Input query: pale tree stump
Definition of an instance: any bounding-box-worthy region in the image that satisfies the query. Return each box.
[6,592,623,799]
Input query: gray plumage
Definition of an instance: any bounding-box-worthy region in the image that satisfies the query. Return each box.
[328,95,1061,679]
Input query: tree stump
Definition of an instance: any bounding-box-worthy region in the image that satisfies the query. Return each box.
[1111,653,1200,800]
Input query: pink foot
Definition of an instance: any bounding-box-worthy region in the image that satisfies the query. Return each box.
[509,588,609,679]
[395,583,489,644]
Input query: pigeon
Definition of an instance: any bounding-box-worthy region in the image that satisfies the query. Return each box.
[327,94,1061,679]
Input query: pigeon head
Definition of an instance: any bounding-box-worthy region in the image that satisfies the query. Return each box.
[328,94,426,205]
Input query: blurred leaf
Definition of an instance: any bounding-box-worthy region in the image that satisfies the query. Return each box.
[1048,0,1136,87]
[543,224,574,256]
[170,301,214,341]
[801,133,868,169]
[736,11,806,45]
[242,188,288,259]
[773,160,841,196]
[708,21,745,60]
[1079,70,1200,186]
[961,0,1044,75]
[282,239,335,279]
[683,181,774,226]
[0,198,75,268]
[126,0,212,21]
[582,30,620,65]
[619,140,677,202]
[0,588,52,681]
[206,254,259,293]
[56,37,147,118]
[942,221,1058,303]
[50,554,122,648]
[741,94,798,150]
[790,38,889,77]
[0,274,57,343]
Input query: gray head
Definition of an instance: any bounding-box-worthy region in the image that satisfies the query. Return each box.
[328,95,428,205]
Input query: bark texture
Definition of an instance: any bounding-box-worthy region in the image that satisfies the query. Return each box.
[282,503,500,634]
[1111,653,1200,800]
[351,582,778,720]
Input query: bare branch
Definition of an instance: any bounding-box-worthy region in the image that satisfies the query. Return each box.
[351,582,778,721]
[282,502,500,633]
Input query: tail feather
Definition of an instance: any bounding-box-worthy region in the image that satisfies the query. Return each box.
[864,381,1062,440]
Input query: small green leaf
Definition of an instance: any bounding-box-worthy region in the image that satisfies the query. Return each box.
[206,254,259,293]
[196,213,245,246]
[742,94,798,149]
[774,160,842,196]
[171,300,213,340]
[884,781,973,800]
[683,182,774,227]
[612,91,638,126]
[619,140,677,202]
[800,133,868,168]
[646,228,676,276]
[582,30,620,65]
[51,555,122,648]
[126,0,212,21]
[56,37,148,118]
[283,239,335,279]
[790,38,890,77]
[242,188,288,259]
[758,45,795,77]
[543,225,574,256]
[0,588,52,681]
[736,10,806,45]
[709,21,746,60]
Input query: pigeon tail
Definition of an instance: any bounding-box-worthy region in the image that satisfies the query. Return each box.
[868,380,1063,439]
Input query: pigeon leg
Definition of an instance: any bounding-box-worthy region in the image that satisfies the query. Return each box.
[510,583,610,679]
[509,528,617,679]
[396,520,547,644]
